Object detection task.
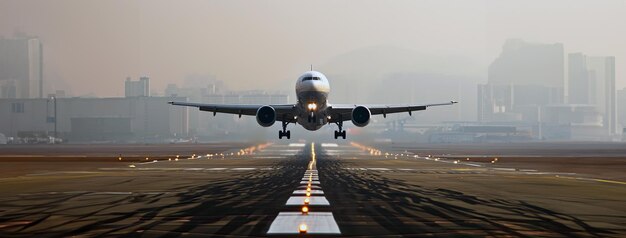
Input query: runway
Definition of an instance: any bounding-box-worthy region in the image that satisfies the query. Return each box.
[0,142,625,237]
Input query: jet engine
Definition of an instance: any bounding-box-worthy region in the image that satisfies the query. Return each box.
[256,105,276,127]
[351,105,371,127]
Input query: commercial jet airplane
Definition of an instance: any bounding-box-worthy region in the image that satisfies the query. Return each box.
[169,71,457,139]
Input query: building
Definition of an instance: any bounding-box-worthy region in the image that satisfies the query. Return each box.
[568,53,592,104]
[478,39,564,124]
[0,96,188,142]
[124,76,150,97]
[0,37,43,99]
[618,88,626,133]
[568,53,617,136]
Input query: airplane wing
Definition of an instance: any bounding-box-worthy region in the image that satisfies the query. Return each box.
[327,101,458,122]
[168,101,298,122]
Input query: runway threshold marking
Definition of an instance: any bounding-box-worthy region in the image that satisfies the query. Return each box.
[267,143,340,235]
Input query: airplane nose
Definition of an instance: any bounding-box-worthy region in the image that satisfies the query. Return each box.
[302,80,328,92]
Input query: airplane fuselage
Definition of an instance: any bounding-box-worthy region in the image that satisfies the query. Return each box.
[295,71,331,131]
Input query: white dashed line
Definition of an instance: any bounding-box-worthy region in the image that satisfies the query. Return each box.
[267,212,341,235]
[286,196,330,206]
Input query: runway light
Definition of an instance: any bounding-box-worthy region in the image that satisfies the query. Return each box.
[175,158,179,161]
[299,223,308,233]
[118,157,122,161]
[301,206,309,214]
[306,191,311,197]
[306,187,311,192]
[304,197,310,205]
[168,158,171,161]
[129,164,136,168]
[145,157,149,161]
[454,160,458,164]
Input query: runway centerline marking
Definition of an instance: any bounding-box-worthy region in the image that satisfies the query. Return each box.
[267,143,341,235]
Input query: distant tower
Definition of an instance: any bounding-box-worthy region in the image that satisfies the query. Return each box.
[0,37,43,98]
[124,76,150,97]
[568,53,617,135]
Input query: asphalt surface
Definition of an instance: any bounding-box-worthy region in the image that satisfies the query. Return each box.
[0,142,625,237]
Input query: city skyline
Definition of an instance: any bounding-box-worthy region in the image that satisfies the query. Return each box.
[0,0,624,97]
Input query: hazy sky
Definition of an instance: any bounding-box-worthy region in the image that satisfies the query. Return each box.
[1,0,625,96]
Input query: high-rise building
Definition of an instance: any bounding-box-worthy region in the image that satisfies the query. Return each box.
[568,53,592,104]
[0,37,43,99]
[479,39,564,122]
[617,88,626,134]
[124,76,150,97]
[568,53,616,135]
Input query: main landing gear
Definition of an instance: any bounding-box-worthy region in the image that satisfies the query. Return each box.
[279,120,291,139]
[334,121,346,139]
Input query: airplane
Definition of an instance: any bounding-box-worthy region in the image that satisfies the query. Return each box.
[169,71,457,139]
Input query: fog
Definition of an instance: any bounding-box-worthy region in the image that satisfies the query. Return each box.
[1,0,625,143]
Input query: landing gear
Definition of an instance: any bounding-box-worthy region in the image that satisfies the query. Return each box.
[334,121,346,139]
[334,130,346,139]
[279,120,291,139]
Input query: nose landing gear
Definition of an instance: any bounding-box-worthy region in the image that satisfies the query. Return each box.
[307,112,316,124]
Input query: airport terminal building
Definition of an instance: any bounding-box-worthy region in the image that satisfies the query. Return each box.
[0,96,188,142]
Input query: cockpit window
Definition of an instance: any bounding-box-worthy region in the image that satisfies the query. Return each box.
[302,76,321,81]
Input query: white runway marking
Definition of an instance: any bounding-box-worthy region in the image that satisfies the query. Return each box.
[300,181,320,185]
[367,167,391,171]
[293,190,324,195]
[321,143,338,147]
[267,212,340,235]
[137,161,157,165]
[289,143,306,147]
[286,196,330,206]
[268,143,340,235]
[183,168,204,171]
[493,168,516,171]
[230,168,256,171]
